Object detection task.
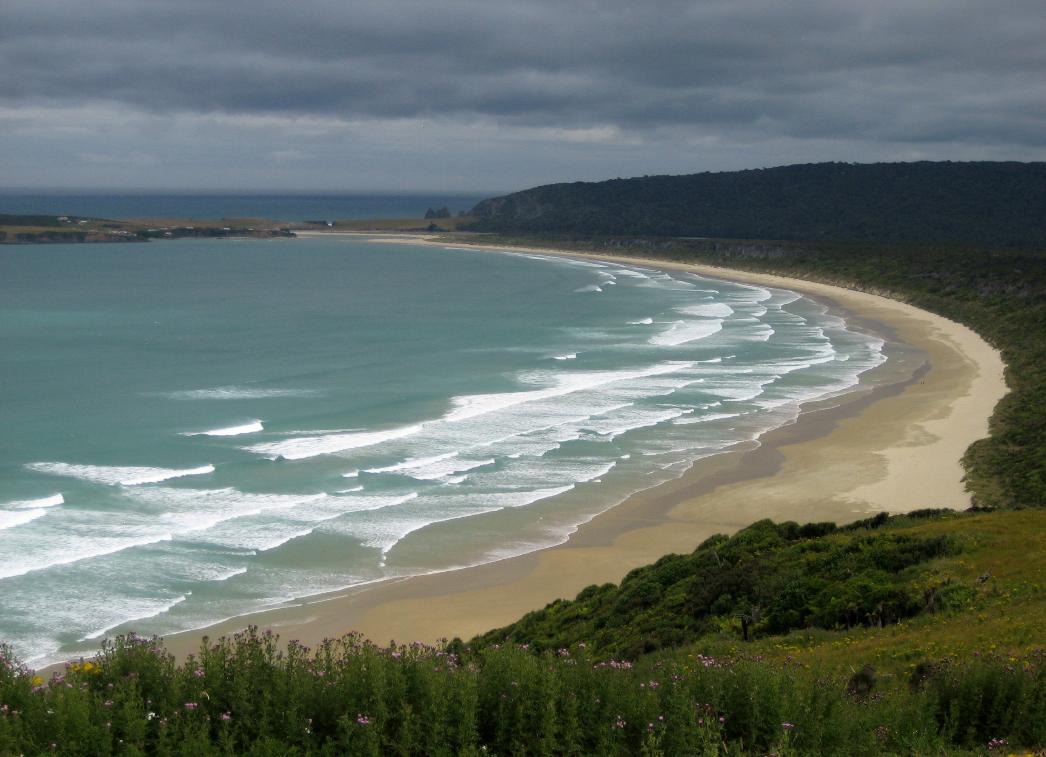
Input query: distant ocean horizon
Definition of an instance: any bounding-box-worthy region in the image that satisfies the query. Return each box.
[0,192,489,221]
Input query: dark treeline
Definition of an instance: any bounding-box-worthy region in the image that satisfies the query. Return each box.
[467,162,1046,247]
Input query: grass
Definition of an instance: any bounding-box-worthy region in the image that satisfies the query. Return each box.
[691,510,1046,677]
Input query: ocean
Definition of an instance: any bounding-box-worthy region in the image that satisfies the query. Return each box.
[0,192,485,221]
[1,234,892,665]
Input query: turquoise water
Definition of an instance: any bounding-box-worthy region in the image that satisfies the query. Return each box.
[1,236,887,665]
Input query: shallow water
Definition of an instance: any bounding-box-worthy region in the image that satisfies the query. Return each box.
[0,236,888,664]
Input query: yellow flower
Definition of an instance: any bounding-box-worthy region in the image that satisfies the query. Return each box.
[30,675,44,687]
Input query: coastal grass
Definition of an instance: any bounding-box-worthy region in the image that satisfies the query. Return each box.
[2,626,1042,755]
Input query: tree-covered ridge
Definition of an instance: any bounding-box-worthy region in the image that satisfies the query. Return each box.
[467,161,1046,247]
[471,512,968,660]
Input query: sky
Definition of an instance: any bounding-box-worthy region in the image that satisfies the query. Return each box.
[2,0,1044,193]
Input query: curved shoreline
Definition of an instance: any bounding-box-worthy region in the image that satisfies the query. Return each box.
[54,236,1007,666]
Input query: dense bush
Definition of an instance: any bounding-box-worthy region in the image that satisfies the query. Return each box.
[2,633,1042,755]
[473,518,960,658]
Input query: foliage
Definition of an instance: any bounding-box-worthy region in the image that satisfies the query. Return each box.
[2,631,1043,755]
[467,161,1046,247]
[471,515,965,659]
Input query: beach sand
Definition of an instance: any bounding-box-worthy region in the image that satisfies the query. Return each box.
[156,234,1006,658]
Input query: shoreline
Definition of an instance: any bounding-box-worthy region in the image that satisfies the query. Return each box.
[46,233,1007,668]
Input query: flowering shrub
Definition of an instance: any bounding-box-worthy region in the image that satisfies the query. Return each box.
[0,633,1042,754]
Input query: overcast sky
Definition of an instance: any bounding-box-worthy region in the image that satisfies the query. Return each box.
[2,0,1044,193]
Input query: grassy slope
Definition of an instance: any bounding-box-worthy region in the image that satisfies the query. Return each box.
[471,510,1046,678]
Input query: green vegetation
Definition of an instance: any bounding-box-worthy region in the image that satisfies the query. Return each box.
[467,161,1046,247]
[2,510,1044,755]
[472,512,968,659]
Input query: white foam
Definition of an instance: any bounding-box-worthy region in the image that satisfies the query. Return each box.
[133,487,330,535]
[162,387,317,400]
[673,412,743,425]
[0,508,48,531]
[366,453,495,481]
[342,470,360,478]
[247,424,423,461]
[344,485,576,557]
[214,566,248,582]
[5,493,64,509]
[443,362,694,423]
[80,595,188,641]
[182,420,263,437]
[628,317,654,325]
[649,320,723,346]
[574,284,603,293]
[677,302,734,318]
[612,268,652,279]
[0,534,174,581]
[25,462,215,486]
[336,486,365,493]
[552,353,577,360]
[583,407,691,439]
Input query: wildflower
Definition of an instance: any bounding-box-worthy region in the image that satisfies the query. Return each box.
[613,716,626,729]
[30,675,44,687]
[193,668,205,678]
[221,712,232,722]
[357,714,372,726]
[103,700,114,708]
[184,702,198,711]
[986,737,1008,751]
[146,712,157,720]
[782,722,795,731]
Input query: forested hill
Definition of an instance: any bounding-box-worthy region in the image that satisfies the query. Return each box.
[468,161,1046,246]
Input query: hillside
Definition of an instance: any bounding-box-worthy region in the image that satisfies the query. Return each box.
[467,161,1046,246]
[470,510,1046,666]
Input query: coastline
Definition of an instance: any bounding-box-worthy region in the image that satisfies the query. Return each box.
[95,234,1008,663]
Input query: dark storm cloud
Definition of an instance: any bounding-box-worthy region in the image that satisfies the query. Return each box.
[2,0,1045,149]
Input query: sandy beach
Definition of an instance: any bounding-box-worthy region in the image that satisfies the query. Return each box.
[153,234,1007,658]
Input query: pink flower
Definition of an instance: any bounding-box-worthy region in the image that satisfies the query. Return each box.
[184,702,198,711]
[220,712,232,722]
[356,713,372,726]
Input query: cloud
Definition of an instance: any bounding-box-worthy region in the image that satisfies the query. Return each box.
[0,0,1043,189]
